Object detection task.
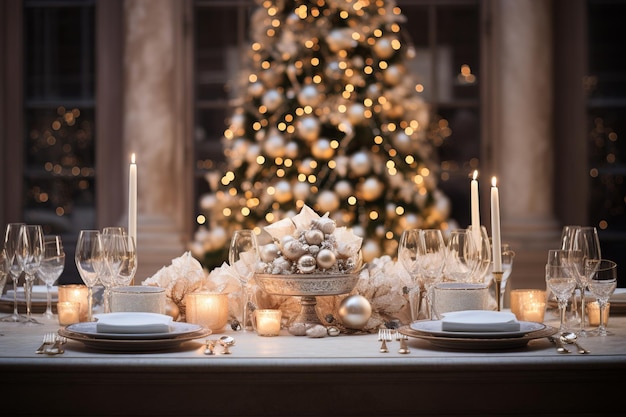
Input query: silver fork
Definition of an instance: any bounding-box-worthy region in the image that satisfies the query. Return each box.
[45,335,67,355]
[36,332,56,354]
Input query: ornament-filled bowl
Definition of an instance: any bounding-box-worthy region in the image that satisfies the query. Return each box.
[255,272,360,297]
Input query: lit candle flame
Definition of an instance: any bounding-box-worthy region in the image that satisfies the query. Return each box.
[131,153,136,164]
[473,170,478,180]
[492,176,497,187]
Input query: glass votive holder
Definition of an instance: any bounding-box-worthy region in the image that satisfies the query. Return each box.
[433,283,489,318]
[110,286,166,314]
[252,309,282,336]
[586,301,610,327]
[57,284,89,322]
[185,292,229,331]
[510,289,546,322]
[57,301,81,326]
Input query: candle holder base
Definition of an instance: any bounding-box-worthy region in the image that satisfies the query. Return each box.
[493,271,503,311]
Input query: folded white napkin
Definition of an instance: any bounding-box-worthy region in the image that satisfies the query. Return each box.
[441,310,521,332]
[6,285,57,300]
[94,312,173,334]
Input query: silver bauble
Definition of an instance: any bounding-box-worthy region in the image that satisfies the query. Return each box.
[393,131,412,153]
[317,190,340,212]
[260,243,280,262]
[372,37,396,59]
[324,60,343,80]
[249,82,265,98]
[334,180,353,198]
[360,177,384,201]
[338,295,372,329]
[283,239,307,260]
[298,84,322,107]
[316,248,336,269]
[297,254,317,274]
[285,142,299,159]
[273,180,293,203]
[304,229,324,245]
[262,89,283,112]
[293,181,311,201]
[349,151,371,176]
[361,239,382,263]
[229,112,246,136]
[297,116,321,141]
[245,144,260,164]
[326,28,357,52]
[311,138,334,159]
[263,133,286,158]
[383,65,404,86]
[347,103,366,125]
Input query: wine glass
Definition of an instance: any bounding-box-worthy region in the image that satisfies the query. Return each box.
[16,225,44,325]
[1,223,27,323]
[444,229,480,283]
[75,230,104,322]
[229,229,259,331]
[569,226,602,336]
[467,224,491,283]
[545,263,578,334]
[398,229,423,321]
[587,259,617,337]
[100,233,125,313]
[37,235,65,319]
[115,235,137,288]
[0,249,8,301]
[417,229,447,319]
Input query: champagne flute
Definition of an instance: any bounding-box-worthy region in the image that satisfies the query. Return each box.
[115,235,137,288]
[37,235,65,319]
[467,224,492,283]
[398,229,423,321]
[16,224,44,325]
[587,259,617,337]
[417,229,447,319]
[569,226,602,336]
[1,223,27,323]
[75,230,104,322]
[229,229,259,331]
[100,233,125,313]
[545,263,578,334]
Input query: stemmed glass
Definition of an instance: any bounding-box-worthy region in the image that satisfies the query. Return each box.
[116,235,137,288]
[16,224,44,324]
[0,249,8,303]
[100,233,137,313]
[37,235,65,319]
[417,229,447,319]
[1,223,26,323]
[75,230,104,322]
[444,229,480,283]
[467,224,491,283]
[229,229,259,331]
[587,259,617,336]
[398,229,423,321]
[568,226,602,336]
[545,263,578,334]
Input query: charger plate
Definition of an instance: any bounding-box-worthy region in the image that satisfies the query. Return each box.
[58,326,211,352]
[399,324,557,350]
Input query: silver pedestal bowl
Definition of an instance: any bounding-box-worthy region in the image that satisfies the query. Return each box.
[255,272,360,326]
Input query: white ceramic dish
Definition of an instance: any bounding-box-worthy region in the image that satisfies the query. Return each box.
[410,319,545,339]
[65,321,204,340]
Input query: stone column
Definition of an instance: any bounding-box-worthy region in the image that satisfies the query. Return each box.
[123,0,188,281]
[486,0,560,291]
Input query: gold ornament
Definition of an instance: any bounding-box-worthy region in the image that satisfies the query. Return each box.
[349,151,371,176]
[262,89,283,112]
[274,180,293,203]
[316,248,337,269]
[360,177,384,201]
[311,138,335,159]
[317,190,340,212]
[296,116,321,141]
[297,254,317,273]
[297,84,323,107]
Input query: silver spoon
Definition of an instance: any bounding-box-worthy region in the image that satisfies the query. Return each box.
[560,332,590,354]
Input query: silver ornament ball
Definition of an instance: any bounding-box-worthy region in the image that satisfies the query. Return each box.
[316,248,337,269]
[297,254,317,274]
[338,295,372,329]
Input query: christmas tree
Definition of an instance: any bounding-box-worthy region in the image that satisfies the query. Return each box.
[191,0,452,270]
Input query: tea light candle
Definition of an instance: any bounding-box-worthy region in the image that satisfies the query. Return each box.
[58,284,89,322]
[510,289,546,323]
[254,309,282,336]
[586,301,610,327]
[57,301,80,326]
[185,292,229,331]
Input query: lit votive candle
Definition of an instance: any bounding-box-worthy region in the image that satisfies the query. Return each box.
[111,286,166,314]
[185,292,229,331]
[57,301,81,326]
[586,301,610,327]
[58,284,89,322]
[510,289,546,323]
[253,309,282,337]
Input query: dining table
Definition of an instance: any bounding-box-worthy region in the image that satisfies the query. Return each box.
[1,306,626,417]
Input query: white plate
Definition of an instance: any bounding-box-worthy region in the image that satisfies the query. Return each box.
[410,319,546,339]
[65,321,205,340]
[59,327,211,352]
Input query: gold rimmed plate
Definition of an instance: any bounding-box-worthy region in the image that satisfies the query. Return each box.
[399,324,557,350]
